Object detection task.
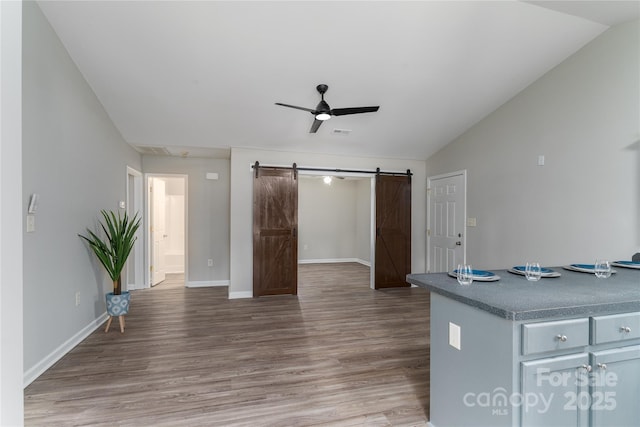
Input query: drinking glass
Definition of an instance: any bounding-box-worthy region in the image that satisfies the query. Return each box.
[594,259,612,279]
[525,262,542,282]
[457,264,473,285]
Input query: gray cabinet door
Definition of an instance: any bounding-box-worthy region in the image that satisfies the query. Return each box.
[521,353,590,427]
[590,345,640,427]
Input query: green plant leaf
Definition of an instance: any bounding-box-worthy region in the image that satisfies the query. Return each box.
[79,210,141,294]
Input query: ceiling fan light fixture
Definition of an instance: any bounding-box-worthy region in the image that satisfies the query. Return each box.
[315,112,331,121]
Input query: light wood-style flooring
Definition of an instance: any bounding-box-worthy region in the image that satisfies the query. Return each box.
[24,263,430,426]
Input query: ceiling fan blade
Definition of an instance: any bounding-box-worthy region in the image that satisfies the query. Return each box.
[275,103,316,114]
[309,119,323,133]
[331,106,380,116]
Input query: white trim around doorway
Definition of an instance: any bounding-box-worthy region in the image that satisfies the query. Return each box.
[126,166,144,290]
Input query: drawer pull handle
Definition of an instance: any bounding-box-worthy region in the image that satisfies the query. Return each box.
[556,334,568,342]
[581,364,592,373]
[598,363,607,370]
[620,326,631,333]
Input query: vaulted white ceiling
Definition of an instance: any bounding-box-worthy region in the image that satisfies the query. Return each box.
[37,1,639,160]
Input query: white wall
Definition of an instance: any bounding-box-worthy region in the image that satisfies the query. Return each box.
[0,1,24,423]
[356,179,373,263]
[142,155,230,285]
[298,176,370,263]
[230,148,426,298]
[22,2,142,382]
[425,20,640,269]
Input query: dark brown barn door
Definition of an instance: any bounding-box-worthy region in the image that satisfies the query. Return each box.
[253,167,298,297]
[375,174,411,289]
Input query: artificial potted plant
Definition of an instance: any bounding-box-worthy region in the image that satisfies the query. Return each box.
[79,209,141,333]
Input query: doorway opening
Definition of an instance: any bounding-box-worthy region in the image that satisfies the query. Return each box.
[146,174,187,287]
[298,173,375,289]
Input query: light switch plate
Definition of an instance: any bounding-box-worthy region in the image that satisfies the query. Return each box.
[467,217,477,227]
[449,322,461,350]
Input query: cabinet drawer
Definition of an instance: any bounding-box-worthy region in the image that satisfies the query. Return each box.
[591,312,640,344]
[522,318,589,355]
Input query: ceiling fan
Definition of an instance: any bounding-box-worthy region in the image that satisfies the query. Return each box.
[275,84,380,133]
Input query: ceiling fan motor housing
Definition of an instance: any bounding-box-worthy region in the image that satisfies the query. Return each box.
[315,84,331,114]
[316,100,331,114]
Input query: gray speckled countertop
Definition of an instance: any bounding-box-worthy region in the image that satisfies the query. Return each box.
[407,267,640,321]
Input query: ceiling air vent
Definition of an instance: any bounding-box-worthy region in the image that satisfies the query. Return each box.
[134,145,171,156]
[331,128,352,136]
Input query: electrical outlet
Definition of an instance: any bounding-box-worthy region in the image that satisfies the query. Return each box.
[449,322,461,350]
[207,259,213,267]
[75,292,80,307]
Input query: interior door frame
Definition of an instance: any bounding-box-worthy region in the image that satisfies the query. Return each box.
[426,169,467,273]
[145,173,188,289]
[298,170,377,289]
[126,166,144,290]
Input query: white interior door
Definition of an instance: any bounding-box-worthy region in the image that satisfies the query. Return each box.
[427,171,466,273]
[151,177,167,285]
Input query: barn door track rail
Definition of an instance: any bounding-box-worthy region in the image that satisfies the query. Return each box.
[253,161,411,179]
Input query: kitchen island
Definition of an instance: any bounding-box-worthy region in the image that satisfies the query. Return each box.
[407,267,640,427]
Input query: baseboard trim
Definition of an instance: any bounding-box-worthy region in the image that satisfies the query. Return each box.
[299,258,370,267]
[229,291,253,299]
[126,282,145,291]
[23,312,109,388]
[186,280,229,288]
